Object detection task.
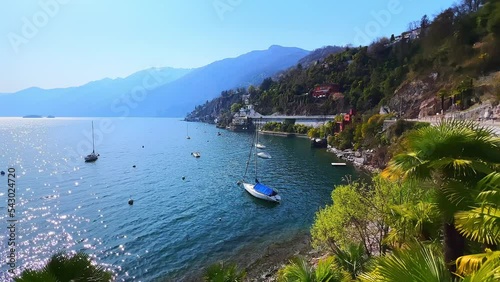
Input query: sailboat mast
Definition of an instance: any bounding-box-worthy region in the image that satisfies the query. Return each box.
[255,120,258,180]
[92,121,95,153]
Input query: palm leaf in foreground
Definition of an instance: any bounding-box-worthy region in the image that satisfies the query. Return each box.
[455,172,500,245]
[278,256,344,282]
[455,249,500,278]
[15,252,112,282]
[203,261,246,282]
[459,250,500,282]
[358,243,452,282]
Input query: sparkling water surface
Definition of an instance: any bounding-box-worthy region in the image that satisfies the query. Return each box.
[0,118,357,281]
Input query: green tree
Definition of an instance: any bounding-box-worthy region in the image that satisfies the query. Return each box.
[383,120,500,272]
[231,103,243,113]
[312,177,409,257]
[15,252,112,282]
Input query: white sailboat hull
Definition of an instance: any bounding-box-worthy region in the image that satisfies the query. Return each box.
[255,143,266,149]
[257,152,272,159]
[242,183,281,203]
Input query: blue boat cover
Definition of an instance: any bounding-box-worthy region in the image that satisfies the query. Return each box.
[254,183,275,196]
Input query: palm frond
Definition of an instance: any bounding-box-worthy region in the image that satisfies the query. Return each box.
[455,250,500,277]
[441,179,477,209]
[455,207,500,245]
[278,257,314,282]
[454,172,500,245]
[385,153,431,180]
[315,256,345,282]
[387,201,441,243]
[16,252,111,282]
[203,261,246,282]
[460,256,500,282]
[14,270,57,282]
[333,243,369,279]
[476,172,500,203]
[358,243,451,282]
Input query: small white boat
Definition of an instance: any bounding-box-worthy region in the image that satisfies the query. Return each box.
[257,152,272,159]
[255,143,266,149]
[331,162,347,166]
[191,152,201,158]
[242,182,281,203]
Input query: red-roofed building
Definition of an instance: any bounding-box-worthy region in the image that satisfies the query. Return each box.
[336,109,356,132]
[311,84,340,98]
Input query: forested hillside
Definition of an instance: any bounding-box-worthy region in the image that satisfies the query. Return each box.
[188,0,500,121]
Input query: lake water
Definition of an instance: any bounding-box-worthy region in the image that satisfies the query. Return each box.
[0,118,357,281]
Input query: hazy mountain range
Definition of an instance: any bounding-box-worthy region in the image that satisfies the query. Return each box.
[0,45,310,117]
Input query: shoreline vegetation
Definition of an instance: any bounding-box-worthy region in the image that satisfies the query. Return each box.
[203,119,500,282]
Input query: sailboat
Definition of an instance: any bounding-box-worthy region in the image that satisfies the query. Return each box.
[257,151,272,159]
[186,123,191,139]
[255,143,266,149]
[238,123,280,203]
[84,121,98,162]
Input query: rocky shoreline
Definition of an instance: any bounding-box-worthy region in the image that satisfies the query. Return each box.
[244,232,319,281]
[327,146,380,174]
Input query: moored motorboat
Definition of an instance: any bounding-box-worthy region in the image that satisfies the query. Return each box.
[331,162,347,166]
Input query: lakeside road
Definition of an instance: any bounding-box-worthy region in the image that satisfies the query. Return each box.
[259,130,309,138]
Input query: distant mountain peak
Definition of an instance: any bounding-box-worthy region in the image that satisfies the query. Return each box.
[0,46,311,117]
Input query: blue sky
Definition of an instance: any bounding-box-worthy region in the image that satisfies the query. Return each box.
[0,0,457,93]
